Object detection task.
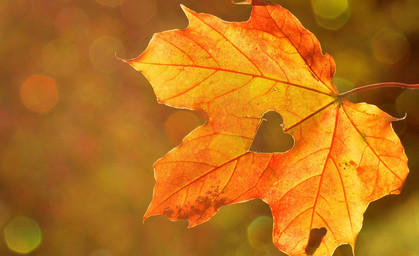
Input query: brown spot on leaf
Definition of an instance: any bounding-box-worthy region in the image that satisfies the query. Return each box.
[196,196,212,211]
[176,208,189,219]
[214,197,228,210]
[163,207,174,217]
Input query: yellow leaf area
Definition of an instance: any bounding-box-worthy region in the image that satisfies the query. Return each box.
[128,0,409,255]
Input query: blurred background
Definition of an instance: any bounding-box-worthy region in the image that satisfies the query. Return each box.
[0,0,418,255]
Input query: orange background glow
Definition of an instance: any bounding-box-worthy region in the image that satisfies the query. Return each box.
[1,0,418,255]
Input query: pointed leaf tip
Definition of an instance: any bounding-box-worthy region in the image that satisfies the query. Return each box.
[180,4,195,17]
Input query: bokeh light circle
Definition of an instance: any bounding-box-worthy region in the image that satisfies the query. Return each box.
[41,39,79,76]
[55,7,90,42]
[4,216,42,254]
[247,216,272,251]
[89,36,125,73]
[20,75,59,113]
[311,0,350,30]
[371,28,410,65]
[311,0,349,19]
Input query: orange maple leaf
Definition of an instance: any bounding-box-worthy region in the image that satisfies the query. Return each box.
[127,0,411,255]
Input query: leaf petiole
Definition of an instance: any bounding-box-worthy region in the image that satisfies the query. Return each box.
[338,82,419,98]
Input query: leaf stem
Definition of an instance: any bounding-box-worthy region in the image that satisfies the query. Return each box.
[338,82,419,98]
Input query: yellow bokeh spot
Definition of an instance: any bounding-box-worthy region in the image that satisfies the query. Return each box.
[4,216,42,254]
[311,0,350,30]
[247,216,272,251]
[20,75,59,113]
[371,28,409,65]
[312,0,349,19]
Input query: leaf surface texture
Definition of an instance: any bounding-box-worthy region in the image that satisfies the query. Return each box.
[129,1,409,255]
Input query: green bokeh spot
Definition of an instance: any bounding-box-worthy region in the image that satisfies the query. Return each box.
[247,216,272,251]
[312,0,349,19]
[4,216,42,254]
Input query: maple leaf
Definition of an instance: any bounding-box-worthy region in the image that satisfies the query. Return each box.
[126,0,413,255]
